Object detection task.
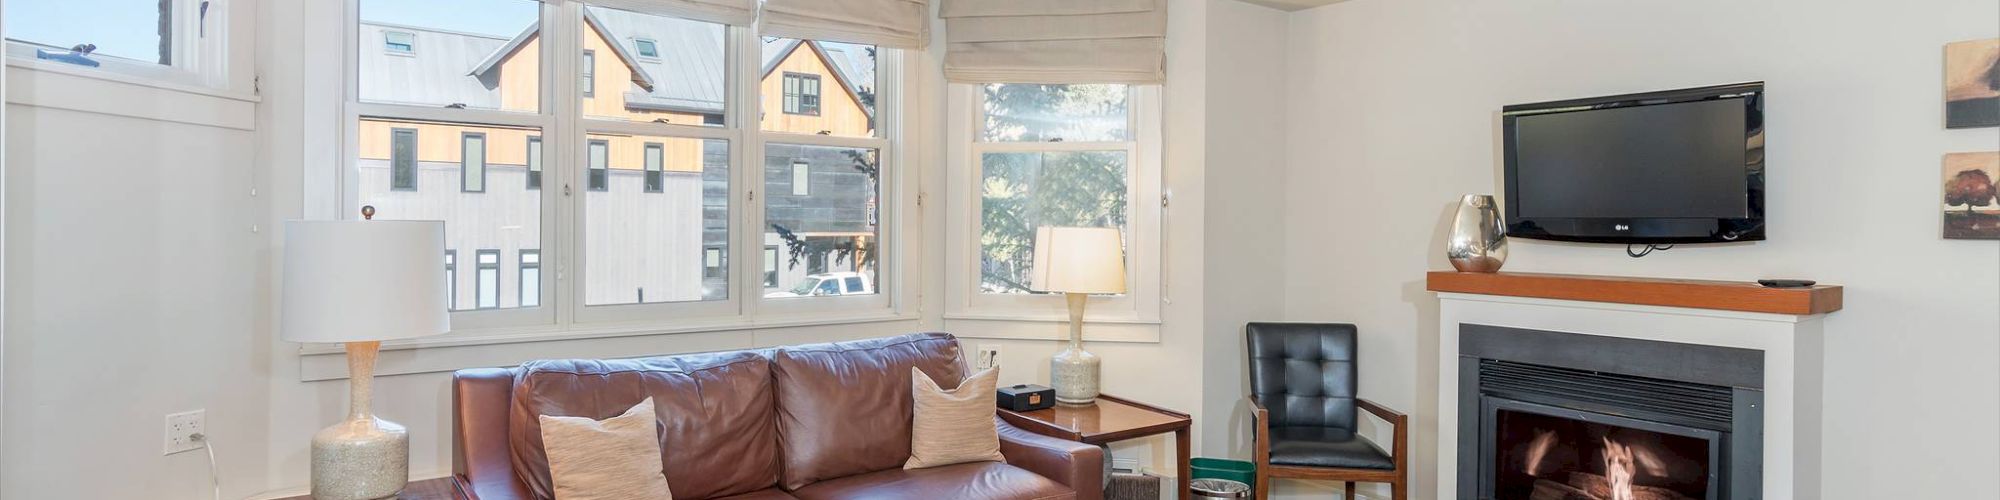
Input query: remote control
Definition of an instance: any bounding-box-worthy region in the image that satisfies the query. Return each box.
[1757,279,1816,288]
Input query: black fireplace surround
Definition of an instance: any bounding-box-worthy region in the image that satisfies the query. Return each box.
[1458,324,1765,500]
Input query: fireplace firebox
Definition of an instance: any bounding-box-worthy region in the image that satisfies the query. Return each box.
[1458,325,1765,500]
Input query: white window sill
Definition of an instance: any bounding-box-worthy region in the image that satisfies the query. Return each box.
[295,311,924,381]
[942,313,1163,343]
[5,59,257,130]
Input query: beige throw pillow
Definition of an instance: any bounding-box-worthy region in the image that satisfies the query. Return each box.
[538,398,674,500]
[906,367,1006,469]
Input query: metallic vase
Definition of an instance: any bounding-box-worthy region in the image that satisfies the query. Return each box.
[1447,194,1508,273]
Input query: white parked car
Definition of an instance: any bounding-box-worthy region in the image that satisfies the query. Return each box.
[765,272,874,298]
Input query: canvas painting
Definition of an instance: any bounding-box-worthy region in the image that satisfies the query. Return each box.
[1945,38,2000,128]
[1943,152,2000,239]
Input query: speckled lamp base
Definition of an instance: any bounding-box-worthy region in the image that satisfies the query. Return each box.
[311,416,409,500]
[310,341,410,500]
[1052,292,1102,405]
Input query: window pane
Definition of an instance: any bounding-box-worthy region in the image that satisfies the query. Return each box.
[359,119,542,311]
[579,5,726,127]
[359,0,541,112]
[764,144,878,298]
[476,250,500,308]
[979,151,1128,294]
[644,143,664,193]
[462,133,487,192]
[763,39,877,138]
[525,136,543,190]
[391,128,418,191]
[588,140,609,191]
[981,84,1129,142]
[519,250,541,307]
[585,136,730,305]
[5,0,171,65]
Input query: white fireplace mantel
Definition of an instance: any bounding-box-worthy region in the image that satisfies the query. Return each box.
[1436,291,1828,499]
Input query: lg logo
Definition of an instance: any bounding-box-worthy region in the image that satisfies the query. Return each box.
[1614,224,1631,231]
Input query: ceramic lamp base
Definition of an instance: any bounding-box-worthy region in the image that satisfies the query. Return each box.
[310,415,409,500]
[1051,346,1102,405]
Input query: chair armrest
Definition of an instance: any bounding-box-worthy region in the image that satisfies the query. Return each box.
[997,417,1105,500]
[1357,397,1409,473]
[1247,396,1272,500]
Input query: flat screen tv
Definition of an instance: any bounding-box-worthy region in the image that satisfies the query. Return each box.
[1503,82,1765,244]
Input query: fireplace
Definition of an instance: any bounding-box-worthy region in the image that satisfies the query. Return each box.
[1458,325,1765,500]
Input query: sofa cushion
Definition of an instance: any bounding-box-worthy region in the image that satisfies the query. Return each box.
[537,398,674,500]
[511,351,778,500]
[789,462,1074,500]
[713,488,802,500]
[771,332,965,490]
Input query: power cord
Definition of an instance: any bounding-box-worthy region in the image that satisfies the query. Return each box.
[191,433,220,500]
[1626,243,1674,258]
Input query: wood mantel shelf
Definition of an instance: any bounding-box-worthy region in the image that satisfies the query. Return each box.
[1426,271,1843,315]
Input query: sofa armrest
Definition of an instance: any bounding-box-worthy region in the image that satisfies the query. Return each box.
[997,416,1104,500]
[453,367,532,500]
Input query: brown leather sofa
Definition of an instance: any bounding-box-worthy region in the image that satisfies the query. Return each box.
[451,332,1104,500]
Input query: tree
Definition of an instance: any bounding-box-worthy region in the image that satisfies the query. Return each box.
[772,149,880,273]
[1945,169,1996,214]
[978,84,1130,293]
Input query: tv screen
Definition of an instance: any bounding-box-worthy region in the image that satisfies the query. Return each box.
[1503,83,1764,244]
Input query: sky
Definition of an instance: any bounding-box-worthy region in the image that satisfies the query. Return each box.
[5,0,171,63]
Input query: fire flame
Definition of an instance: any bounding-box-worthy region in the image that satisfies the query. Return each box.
[1602,437,1635,500]
[1523,429,1558,475]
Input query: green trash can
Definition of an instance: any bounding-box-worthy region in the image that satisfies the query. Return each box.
[1190,458,1256,486]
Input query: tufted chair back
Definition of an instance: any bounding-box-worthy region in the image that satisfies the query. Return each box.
[1246,322,1358,431]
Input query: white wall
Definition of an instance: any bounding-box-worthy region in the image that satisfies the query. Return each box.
[2,86,270,498]
[1201,0,1290,460]
[1281,0,2000,498]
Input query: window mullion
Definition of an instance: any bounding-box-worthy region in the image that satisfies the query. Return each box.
[553,0,583,328]
[735,24,764,319]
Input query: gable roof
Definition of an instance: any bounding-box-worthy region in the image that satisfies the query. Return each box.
[760,39,872,117]
[360,7,871,117]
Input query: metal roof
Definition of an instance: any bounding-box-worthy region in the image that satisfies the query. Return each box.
[362,8,873,116]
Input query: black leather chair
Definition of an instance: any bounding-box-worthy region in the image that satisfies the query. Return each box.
[1245,323,1406,500]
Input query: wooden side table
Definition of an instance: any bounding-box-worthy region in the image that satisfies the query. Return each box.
[272,477,461,500]
[997,394,1194,500]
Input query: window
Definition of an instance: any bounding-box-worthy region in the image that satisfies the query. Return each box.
[790,161,811,196]
[344,0,905,340]
[355,0,544,329]
[525,136,542,190]
[763,246,780,288]
[587,139,609,191]
[3,0,233,89]
[519,249,541,308]
[462,132,487,193]
[476,250,500,309]
[945,83,1162,326]
[391,128,418,191]
[444,250,458,311]
[384,31,415,54]
[644,142,664,193]
[782,73,821,115]
[704,247,724,279]
[581,49,595,98]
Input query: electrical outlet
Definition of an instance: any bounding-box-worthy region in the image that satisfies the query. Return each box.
[164,409,205,455]
[975,344,1002,371]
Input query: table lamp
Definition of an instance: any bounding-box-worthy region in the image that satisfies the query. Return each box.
[1030,226,1127,405]
[281,212,449,500]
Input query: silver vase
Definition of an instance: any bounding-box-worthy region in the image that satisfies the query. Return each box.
[1447,194,1508,273]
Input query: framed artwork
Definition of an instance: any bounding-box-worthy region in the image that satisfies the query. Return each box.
[1943,152,2000,239]
[1945,38,2000,128]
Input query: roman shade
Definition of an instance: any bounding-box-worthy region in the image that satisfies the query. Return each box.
[577,0,757,26]
[762,0,931,49]
[939,0,1166,84]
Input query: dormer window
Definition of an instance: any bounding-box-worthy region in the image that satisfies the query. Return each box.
[384,31,415,54]
[634,38,659,58]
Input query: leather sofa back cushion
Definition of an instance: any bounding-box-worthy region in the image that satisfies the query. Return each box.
[771,332,965,490]
[510,351,778,500]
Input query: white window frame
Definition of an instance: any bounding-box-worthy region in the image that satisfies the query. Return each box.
[2,0,236,92]
[324,0,914,350]
[942,84,1165,334]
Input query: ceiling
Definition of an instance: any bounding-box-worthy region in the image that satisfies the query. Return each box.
[1234,0,1349,11]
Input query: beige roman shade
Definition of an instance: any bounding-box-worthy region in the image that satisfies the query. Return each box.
[939,0,1167,84]
[579,0,757,26]
[761,0,931,49]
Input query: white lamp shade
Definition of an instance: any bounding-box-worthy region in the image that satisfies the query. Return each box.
[1029,226,1127,294]
[281,220,450,343]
